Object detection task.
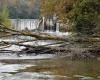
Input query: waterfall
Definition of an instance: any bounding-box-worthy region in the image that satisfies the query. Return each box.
[10,19,39,31]
[10,18,60,32]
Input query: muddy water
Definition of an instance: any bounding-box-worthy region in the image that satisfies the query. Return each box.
[0,58,100,80]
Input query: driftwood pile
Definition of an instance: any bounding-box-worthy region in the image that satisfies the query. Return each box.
[0,23,100,60]
[17,46,100,59]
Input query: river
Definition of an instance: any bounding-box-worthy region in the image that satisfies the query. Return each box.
[0,34,100,80]
[0,58,100,80]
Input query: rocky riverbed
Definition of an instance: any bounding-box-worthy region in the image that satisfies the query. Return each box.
[0,34,100,60]
[1,42,99,60]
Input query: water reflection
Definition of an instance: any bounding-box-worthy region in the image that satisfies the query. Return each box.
[0,64,33,73]
[0,58,99,80]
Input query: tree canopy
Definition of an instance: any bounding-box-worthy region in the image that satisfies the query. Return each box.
[0,0,100,35]
[71,0,100,35]
[0,6,11,28]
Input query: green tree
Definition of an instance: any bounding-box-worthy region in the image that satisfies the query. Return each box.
[71,0,100,35]
[41,0,74,19]
[0,6,11,28]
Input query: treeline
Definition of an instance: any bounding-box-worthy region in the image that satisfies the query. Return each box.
[0,0,40,19]
[71,0,100,35]
[41,0,100,35]
[0,0,100,35]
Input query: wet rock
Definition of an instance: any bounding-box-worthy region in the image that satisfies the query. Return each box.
[0,64,32,73]
[0,73,12,80]
[98,76,100,79]
[80,77,94,80]
[6,72,57,80]
[73,75,85,78]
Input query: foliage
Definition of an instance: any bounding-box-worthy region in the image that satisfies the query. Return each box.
[0,0,99,35]
[0,0,40,19]
[41,0,74,20]
[41,0,74,32]
[0,6,11,28]
[70,0,100,35]
[41,0,100,34]
[9,0,41,19]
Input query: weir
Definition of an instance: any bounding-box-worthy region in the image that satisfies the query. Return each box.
[10,17,60,32]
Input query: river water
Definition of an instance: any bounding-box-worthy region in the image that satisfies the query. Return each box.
[0,35,100,80]
[0,58,100,80]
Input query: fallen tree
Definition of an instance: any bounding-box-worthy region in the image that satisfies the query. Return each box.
[0,23,66,54]
[0,23,100,60]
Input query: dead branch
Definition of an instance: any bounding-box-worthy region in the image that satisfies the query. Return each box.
[0,23,69,41]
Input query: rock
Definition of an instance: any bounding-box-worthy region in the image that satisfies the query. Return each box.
[73,75,85,78]
[80,77,94,80]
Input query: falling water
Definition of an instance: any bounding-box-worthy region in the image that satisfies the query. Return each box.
[10,19,39,31]
[10,18,60,32]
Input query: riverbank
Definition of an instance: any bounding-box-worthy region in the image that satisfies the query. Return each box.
[16,34,99,60]
[0,45,99,60]
[18,46,99,60]
[0,34,100,60]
